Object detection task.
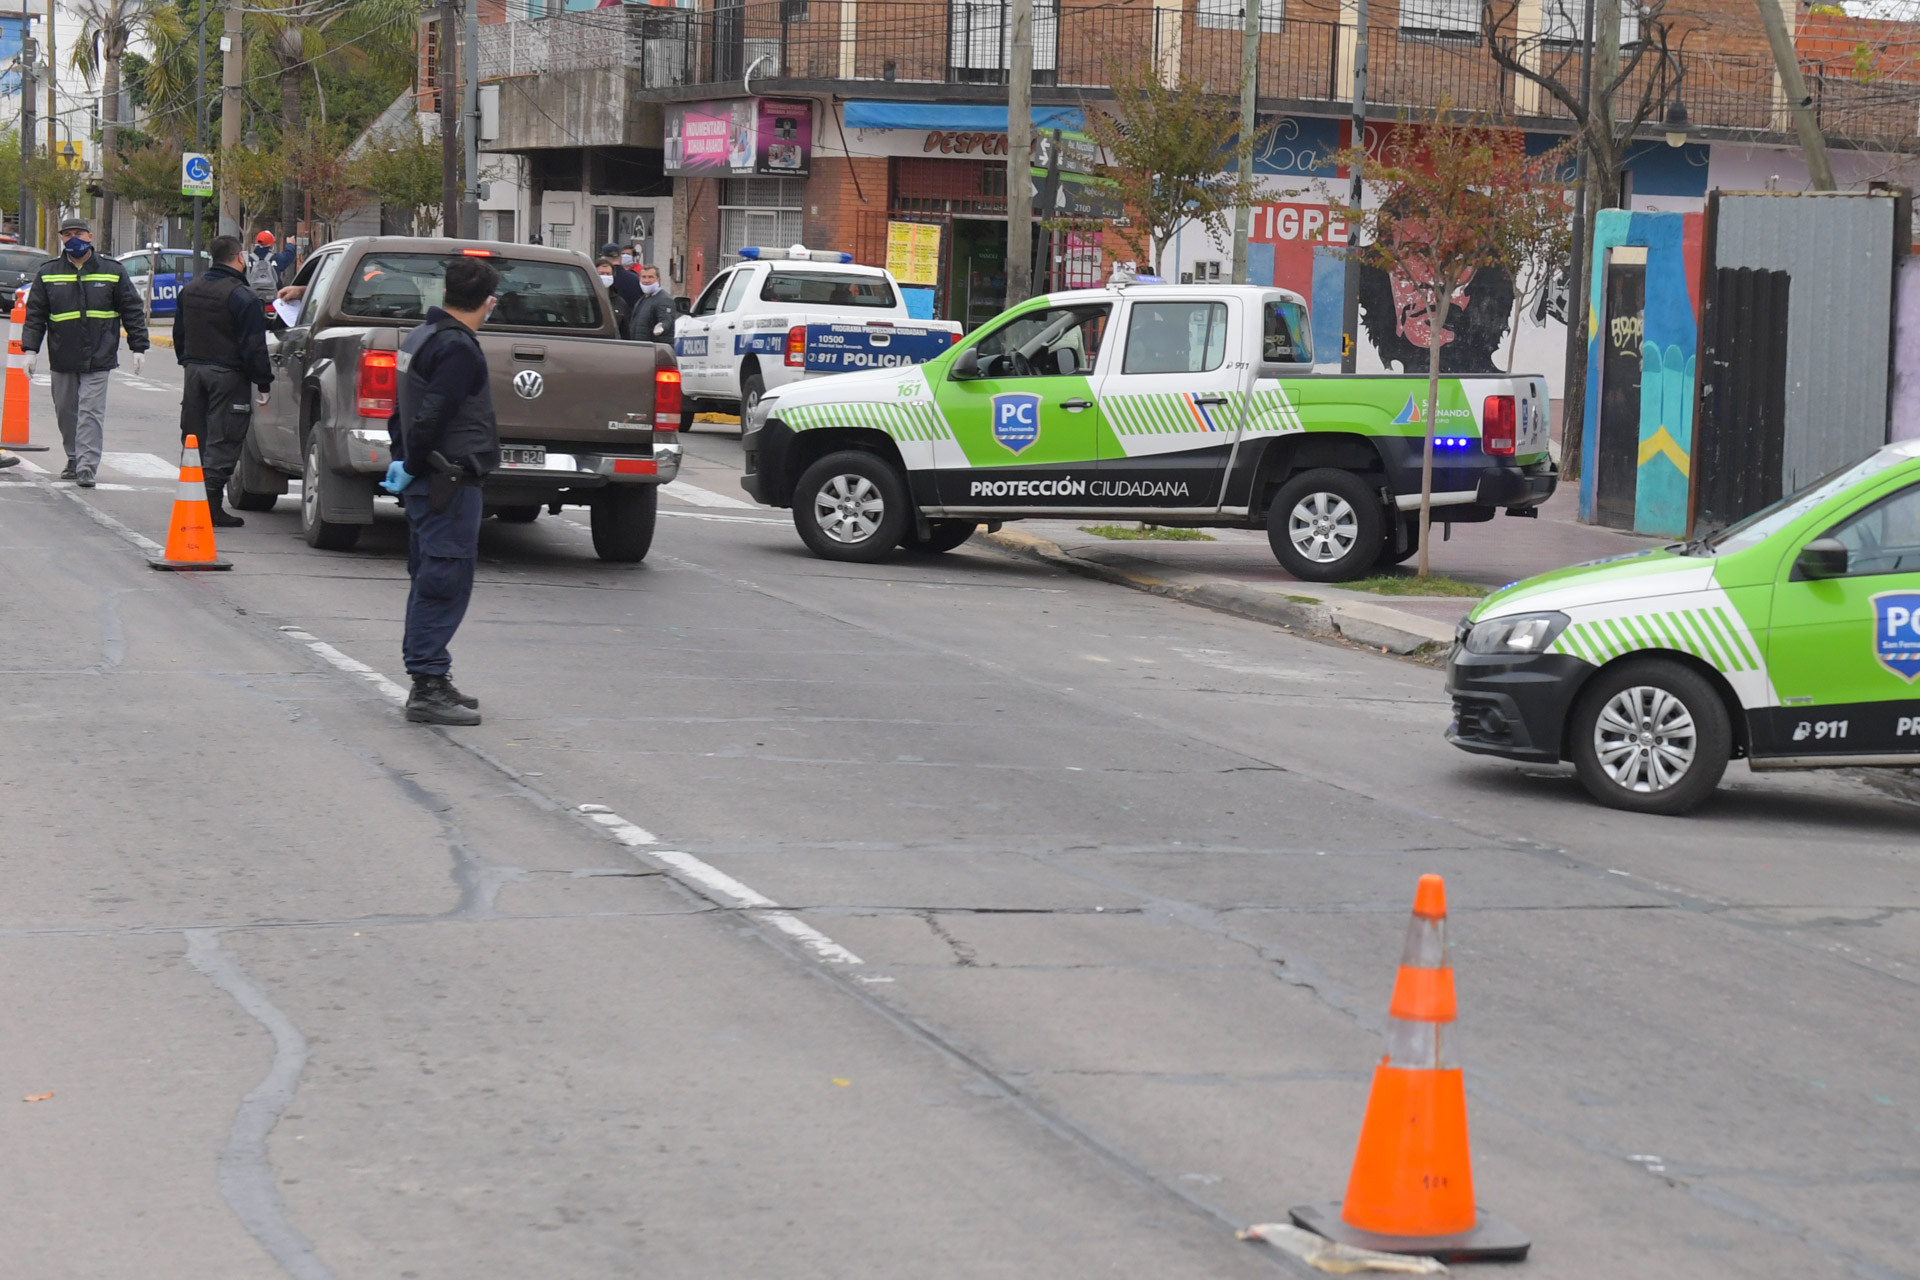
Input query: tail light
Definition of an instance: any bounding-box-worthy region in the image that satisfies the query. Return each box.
[785,325,806,368]
[950,331,962,344]
[654,365,682,431]
[356,350,398,417]
[1481,395,1516,456]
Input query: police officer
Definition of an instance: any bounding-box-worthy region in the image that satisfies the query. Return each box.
[174,235,272,527]
[20,216,150,488]
[379,255,500,726]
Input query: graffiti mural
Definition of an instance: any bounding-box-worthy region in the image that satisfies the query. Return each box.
[1356,263,1517,374]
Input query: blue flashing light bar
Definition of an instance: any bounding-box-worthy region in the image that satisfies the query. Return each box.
[737,246,856,264]
[1433,436,1478,449]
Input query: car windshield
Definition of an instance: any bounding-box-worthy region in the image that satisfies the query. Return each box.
[0,248,46,274]
[341,252,605,329]
[760,270,895,309]
[1692,450,1913,554]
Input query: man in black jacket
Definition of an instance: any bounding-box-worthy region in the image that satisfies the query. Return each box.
[627,263,675,344]
[174,235,273,527]
[379,255,501,726]
[599,241,643,312]
[20,216,150,487]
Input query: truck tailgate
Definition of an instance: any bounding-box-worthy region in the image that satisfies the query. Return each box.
[482,333,661,445]
[740,320,958,374]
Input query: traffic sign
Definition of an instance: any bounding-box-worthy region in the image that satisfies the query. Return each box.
[181,151,213,198]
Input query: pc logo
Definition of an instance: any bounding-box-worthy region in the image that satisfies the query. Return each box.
[992,392,1042,454]
[1873,592,1920,681]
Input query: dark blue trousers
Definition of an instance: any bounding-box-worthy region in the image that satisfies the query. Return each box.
[402,485,483,676]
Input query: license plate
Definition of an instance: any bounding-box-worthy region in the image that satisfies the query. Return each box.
[500,445,546,468]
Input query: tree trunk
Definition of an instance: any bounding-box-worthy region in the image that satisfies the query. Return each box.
[100,31,127,253]
[280,37,303,235]
[1417,290,1453,579]
[1558,137,1620,487]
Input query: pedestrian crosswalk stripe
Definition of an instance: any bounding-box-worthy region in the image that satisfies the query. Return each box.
[103,451,178,479]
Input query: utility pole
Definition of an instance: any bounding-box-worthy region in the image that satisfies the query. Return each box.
[1755,0,1835,190]
[1230,0,1259,284]
[1004,0,1033,305]
[440,1,460,237]
[193,0,207,266]
[1339,0,1368,371]
[218,0,242,236]
[1563,0,1597,450]
[45,0,55,248]
[462,0,480,238]
[20,35,34,248]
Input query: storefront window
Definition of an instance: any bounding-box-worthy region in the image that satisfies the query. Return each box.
[720,178,804,262]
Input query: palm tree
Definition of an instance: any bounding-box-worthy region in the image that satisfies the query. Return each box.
[69,0,187,252]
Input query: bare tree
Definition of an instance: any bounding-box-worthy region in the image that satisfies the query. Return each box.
[1481,0,1684,480]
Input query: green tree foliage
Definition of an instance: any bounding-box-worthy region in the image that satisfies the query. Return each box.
[69,0,189,249]
[357,135,447,236]
[1081,61,1273,275]
[218,144,290,236]
[1329,109,1571,576]
[24,152,84,233]
[287,126,363,240]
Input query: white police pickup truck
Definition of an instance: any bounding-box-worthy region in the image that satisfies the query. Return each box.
[674,246,963,421]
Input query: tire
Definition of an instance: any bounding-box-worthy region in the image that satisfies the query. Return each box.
[228,435,280,511]
[792,450,910,563]
[1267,468,1386,582]
[1380,512,1420,565]
[741,370,766,423]
[590,484,657,562]
[301,431,362,551]
[492,505,541,524]
[1568,658,1732,816]
[900,519,977,555]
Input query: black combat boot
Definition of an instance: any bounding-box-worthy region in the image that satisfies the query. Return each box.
[441,675,480,709]
[205,479,244,528]
[405,674,482,726]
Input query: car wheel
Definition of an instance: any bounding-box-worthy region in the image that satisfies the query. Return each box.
[899,519,978,555]
[492,505,541,524]
[590,485,657,562]
[1568,658,1731,816]
[228,476,278,512]
[793,450,909,563]
[741,371,766,426]
[301,431,362,551]
[1268,468,1385,582]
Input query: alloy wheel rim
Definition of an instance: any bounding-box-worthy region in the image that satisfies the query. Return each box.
[1288,491,1358,563]
[814,473,883,544]
[303,437,319,529]
[1594,685,1697,793]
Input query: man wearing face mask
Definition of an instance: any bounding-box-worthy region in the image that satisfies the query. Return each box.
[377,256,501,726]
[20,217,150,488]
[599,241,643,312]
[627,264,675,345]
[595,257,633,335]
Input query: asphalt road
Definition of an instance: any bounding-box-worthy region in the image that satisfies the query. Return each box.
[2,349,1915,1279]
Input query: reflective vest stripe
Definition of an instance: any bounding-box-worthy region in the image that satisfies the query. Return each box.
[81,274,119,282]
[84,310,118,319]
[40,273,77,283]
[47,310,81,322]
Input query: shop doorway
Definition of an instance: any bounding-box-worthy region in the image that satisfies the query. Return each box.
[951,219,1007,331]
[1595,248,1647,531]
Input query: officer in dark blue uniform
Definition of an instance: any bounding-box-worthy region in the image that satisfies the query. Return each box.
[380,255,501,726]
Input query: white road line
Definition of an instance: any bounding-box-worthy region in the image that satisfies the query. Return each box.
[575,805,864,965]
[660,509,784,525]
[103,451,180,479]
[662,479,756,510]
[277,627,410,703]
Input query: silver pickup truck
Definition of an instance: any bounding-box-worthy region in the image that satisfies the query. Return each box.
[227,236,681,562]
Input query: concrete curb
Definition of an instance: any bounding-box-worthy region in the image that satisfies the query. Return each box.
[982,530,1457,655]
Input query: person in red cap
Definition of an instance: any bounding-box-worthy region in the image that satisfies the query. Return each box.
[245,231,291,301]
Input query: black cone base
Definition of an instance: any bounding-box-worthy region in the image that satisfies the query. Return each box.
[1290,1201,1531,1262]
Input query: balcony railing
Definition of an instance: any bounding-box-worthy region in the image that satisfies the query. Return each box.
[478,0,1920,148]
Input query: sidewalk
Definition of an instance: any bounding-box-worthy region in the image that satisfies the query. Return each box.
[982,490,1668,655]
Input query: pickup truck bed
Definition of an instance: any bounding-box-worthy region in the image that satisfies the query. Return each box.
[229,236,681,562]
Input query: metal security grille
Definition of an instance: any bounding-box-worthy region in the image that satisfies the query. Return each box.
[891,159,1006,217]
[719,178,805,263]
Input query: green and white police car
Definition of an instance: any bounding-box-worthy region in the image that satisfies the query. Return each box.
[1448,439,1920,814]
[740,283,1556,579]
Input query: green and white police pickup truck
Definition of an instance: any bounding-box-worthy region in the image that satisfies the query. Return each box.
[740,283,1556,578]
[1449,439,1920,814]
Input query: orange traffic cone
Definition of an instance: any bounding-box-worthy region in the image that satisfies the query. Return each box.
[2,289,48,451]
[1289,875,1529,1262]
[150,435,233,572]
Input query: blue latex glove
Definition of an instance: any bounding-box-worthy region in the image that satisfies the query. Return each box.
[380,460,415,494]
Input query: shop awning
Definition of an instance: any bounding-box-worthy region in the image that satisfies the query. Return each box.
[842,101,1085,133]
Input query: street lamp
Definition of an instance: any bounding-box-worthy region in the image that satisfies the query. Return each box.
[1663,92,1691,148]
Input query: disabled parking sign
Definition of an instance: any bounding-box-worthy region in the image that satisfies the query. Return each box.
[181,152,214,198]
[992,392,1041,454]
[1872,591,1920,682]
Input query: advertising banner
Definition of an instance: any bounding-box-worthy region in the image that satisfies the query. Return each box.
[665,99,811,177]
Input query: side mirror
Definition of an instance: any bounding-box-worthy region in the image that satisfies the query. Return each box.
[1796,537,1849,580]
[950,347,981,380]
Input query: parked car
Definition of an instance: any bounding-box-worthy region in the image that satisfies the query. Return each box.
[121,248,212,317]
[675,245,962,420]
[226,236,682,562]
[742,282,1555,575]
[0,245,46,308]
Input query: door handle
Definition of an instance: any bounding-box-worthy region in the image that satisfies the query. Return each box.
[1061,398,1094,411]
[1193,394,1229,405]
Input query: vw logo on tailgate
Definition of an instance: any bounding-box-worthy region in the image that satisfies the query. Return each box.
[512,369,545,400]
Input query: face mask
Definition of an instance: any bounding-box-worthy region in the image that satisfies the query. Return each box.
[598,274,614,287]
[641,280,661,296]
[64,237,89,258]
[619,253,634,266]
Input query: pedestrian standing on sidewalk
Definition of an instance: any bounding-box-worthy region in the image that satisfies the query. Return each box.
[627,264,674,344]
[379,255,501,726]
[246,231,288,301]
[596,257,633,336]
[19,216,150,488]
[174,235,273,528]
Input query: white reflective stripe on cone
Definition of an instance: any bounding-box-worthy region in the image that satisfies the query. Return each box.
[181,449,202,468]
[176,479,208,501]
[1383,1017,1459,1071]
